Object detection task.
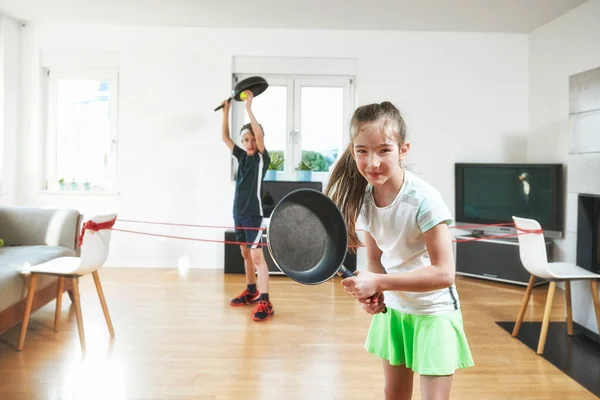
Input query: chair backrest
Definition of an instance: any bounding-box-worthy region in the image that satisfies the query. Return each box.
[79,214,116,272]
[512,216,552,279]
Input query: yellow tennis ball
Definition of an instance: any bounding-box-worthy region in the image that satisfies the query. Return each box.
[240,91,248,100]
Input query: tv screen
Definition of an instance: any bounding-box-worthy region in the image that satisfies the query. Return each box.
[455,163,563,233]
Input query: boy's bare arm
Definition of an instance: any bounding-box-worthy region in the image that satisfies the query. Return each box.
[244,92,265,153]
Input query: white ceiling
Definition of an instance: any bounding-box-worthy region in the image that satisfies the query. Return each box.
[0,0,590,33]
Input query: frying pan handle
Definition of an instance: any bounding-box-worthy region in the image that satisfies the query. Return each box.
[337,266,387,314]
[214,97,232,112]
[337,265,355,279]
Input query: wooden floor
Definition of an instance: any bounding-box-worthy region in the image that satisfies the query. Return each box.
[0,268,596,400]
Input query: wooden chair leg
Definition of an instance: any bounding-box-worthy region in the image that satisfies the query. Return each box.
[564,281,573,336]
[591,280,600,338]
[92,271,115,337]
[537,281,557,355]
[17,274,38,351]
[54,277,64,332]
[512,274,536,337]
[71,278,86,354]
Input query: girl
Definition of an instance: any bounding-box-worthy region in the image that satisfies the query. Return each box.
[325,102,474,399]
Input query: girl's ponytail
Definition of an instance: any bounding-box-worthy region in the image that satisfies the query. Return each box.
[325,146,368,253]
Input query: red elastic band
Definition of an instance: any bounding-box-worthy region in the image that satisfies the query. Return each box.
[514,226,544,234]
[78,217,117,246]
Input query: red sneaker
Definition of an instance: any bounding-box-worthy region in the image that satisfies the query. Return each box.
[252,300,274,322]
[229,289,260,306]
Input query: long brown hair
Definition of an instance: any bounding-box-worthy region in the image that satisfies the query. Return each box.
[325,101,407,252]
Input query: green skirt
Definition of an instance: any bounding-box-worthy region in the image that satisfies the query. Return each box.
[364,307,474,376]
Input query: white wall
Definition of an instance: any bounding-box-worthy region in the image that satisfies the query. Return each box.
[17,24,529,269]
[528,0,600,335]
[0,15,21,206]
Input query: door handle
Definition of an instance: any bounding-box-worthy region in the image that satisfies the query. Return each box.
[294,130,299,144]
[287,130,293,144]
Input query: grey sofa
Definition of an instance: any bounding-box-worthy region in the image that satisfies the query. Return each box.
[0,206,81,334]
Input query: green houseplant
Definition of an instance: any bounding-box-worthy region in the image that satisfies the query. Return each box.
[265,154,284,180]
[295,160,314,181]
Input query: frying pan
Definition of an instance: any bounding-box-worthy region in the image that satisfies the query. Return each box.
[214,76,269,112]
[266,188,387,313]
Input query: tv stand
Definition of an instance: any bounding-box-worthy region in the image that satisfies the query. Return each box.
[455,234,552,286]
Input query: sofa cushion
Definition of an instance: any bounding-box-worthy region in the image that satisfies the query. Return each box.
[0,207,80,248]
[0,245,76,311]
[0,245,75,270]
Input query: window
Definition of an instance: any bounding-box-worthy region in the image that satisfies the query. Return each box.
[45,69,118,192]
[231,74,354,181]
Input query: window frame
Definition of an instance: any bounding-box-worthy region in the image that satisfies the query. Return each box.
[44,68,119,192]
[292,76,353,180]
[230,73,354,182]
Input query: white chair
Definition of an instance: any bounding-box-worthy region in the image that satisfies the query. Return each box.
[17,214,117,353]
[511,216,600,355]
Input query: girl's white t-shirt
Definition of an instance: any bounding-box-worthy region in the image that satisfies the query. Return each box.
[359,170,460,315]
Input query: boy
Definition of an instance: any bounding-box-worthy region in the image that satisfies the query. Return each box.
[220,91,274,322]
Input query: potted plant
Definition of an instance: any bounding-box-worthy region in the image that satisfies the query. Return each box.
[265,154,284,181]
[58,178,65,191]
[295,160,314,181]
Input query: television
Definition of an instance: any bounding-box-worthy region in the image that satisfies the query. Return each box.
[455,163,564,239]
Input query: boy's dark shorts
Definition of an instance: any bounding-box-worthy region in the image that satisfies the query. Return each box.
[233,215,264,249]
